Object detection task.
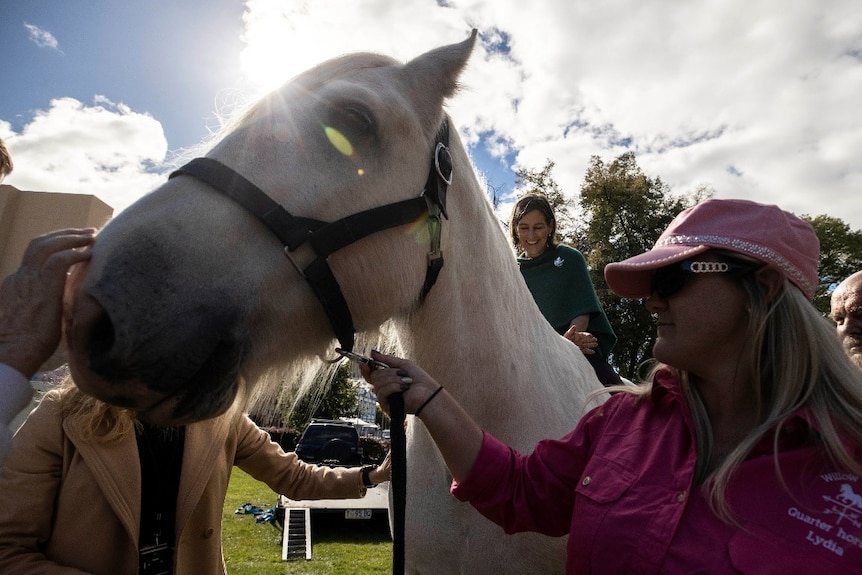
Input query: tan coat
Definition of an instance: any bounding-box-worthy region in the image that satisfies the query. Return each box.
[0,395,368,574]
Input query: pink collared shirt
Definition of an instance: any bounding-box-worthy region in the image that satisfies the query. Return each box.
[452,369,862,574]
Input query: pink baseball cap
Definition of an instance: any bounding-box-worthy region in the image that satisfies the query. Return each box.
[604,198,820,301]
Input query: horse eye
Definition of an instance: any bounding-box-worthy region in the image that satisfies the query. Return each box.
[331,104,375,136]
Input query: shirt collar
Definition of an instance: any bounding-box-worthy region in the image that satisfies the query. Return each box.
[650,367,822,454]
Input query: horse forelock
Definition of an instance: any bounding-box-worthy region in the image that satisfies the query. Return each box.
[291,52,400,91]
[200,53,402,168]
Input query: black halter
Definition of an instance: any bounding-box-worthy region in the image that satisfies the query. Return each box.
[169,121,453,353]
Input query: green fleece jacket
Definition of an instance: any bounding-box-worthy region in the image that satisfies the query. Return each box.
[518,244,617,357]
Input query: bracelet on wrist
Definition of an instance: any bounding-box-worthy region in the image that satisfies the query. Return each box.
[361,465,377,488]
[414,385,444,417]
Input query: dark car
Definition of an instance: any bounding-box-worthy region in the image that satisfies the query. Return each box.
[294,419,363,467]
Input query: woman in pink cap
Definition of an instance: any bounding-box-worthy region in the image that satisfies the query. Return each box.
[363,198,862,574]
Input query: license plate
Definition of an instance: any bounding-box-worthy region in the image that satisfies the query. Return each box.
[344,509,372,520]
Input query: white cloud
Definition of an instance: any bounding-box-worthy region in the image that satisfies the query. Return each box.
[0,120,14,141]
[237,0,862,229]
[2,97,169,214]
[239,0,468,95]
[11,2,857,231]
[24,23,63,53]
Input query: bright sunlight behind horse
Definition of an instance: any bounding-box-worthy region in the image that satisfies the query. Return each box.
[62,30,604,574]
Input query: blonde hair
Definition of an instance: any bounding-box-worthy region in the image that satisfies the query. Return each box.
[46,377,140,444]
[0,138,13,180]
[46,373,248,443]
[607,268,862,523]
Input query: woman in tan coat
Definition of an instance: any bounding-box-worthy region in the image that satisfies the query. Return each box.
[0,380,389,575]
[0,229,389,574]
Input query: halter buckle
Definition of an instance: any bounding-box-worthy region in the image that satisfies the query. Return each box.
[283,246,308,279]
[434,143,453,186]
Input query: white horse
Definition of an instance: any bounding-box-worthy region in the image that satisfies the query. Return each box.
[62,31,604,574]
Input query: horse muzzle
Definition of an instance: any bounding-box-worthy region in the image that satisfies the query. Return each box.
[63,259,247,425]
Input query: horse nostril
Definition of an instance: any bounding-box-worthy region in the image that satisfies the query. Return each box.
[66,292,125,379]
[88,311,118,375]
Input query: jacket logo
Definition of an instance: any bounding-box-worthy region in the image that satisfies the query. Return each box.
[554,257,564,267]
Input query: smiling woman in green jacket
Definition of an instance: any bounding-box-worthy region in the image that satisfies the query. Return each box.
[510,193,622,387]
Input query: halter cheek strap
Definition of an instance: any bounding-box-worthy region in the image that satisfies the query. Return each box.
[168,121,452,353]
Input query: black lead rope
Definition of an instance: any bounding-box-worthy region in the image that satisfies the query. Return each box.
[388,393,406,575]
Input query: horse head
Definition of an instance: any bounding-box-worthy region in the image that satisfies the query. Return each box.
[63,31,478,425]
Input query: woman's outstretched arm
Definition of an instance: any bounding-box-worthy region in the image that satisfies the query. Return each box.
[361,351,484,482]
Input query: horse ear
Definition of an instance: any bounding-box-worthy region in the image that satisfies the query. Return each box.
[402,29,477,107]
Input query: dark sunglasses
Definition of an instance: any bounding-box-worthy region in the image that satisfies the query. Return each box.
[650,260,757,299]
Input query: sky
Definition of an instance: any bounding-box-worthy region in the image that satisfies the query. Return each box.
[1,0,860,231]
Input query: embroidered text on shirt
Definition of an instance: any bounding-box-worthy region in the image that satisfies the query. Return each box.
[786,475,862,558]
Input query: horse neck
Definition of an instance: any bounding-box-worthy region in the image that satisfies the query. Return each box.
[391,175,597,444]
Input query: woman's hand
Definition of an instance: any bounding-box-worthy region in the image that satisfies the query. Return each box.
[358,351,442,415]
[562,327,598,355]
[0,228,95,378]
[359,350,483,482]
[369,450,391,485]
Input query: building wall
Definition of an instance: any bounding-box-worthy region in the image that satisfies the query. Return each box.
[356,381,378,424]
[0,185,113,279]
[0,185,113,373]
[1,186,114,435]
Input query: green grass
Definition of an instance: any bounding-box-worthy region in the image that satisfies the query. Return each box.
[222,468,393,574]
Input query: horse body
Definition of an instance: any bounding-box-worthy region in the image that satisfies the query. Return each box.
[392,152,600,571]
[63,31,603,573]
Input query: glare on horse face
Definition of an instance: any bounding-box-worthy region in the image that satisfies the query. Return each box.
[62,30,603,573]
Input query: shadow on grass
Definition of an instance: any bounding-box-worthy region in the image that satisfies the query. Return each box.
[310,512,392,544]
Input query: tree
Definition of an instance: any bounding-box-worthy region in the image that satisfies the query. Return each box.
[284,364,359,430]
[579,152,710,379]
[486,179,505,210]
[801,214,862,315]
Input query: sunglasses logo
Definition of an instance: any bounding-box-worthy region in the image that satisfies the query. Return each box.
[651,260,751,299]
[687,261,732,273]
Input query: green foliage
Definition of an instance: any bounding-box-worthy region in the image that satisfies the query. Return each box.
[374,404,390,430]
[579,152,711,379]
[360,436,389,464]
[801,214,862,315]
[286,364,360,430]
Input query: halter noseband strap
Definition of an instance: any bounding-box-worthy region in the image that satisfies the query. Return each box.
[168,156,327,249]
[168,121,452,353]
